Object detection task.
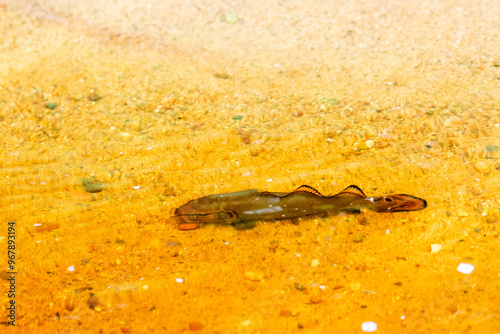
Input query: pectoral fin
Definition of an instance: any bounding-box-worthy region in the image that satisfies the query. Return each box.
[340,208,362,214]
[234,221,258,230]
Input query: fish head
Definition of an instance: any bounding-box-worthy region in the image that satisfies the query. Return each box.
[371,194,427,212]
[174,197,237,224]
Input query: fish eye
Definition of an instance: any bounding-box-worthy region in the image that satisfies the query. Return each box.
[384,197,393,203]
[189,213,198,220]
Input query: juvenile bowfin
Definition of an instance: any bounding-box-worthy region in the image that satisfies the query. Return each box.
[331,185,366,198]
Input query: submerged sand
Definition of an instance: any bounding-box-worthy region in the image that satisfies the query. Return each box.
[1,0,500,332]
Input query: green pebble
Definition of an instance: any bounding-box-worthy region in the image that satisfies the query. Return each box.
[224,11,239,23]
[45,102,57,110]
[232,115,243,120]
[486,145,500,153]
[82,177,106,193]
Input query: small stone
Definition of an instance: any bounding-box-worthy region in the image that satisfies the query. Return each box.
[457,209,469,217]
[357,141,368,150]
[167,240,181,247]
[244,271,263,281]
[87,295,99,309]
[349,282,361,291]
[311,259,320,267]
[474,161,489,173]
[232,115,243,120]
[486,145,500,153]
[351,233,365,243]
[189,322,203,331]
[486,212,499,224]
[82,177,105,193]
[88,90,103,101]
[279,310,292,317]
[430,244,442,253]
[365,139,375,149]
[178,224,199,230]
[249,146,260,156]
[309,296,323,304]
[45,102,57,109]
[214,73,230,79]
[224,11,239,23]
[457,263,474,274]
[357,215,368,225]
[361,321,378,332]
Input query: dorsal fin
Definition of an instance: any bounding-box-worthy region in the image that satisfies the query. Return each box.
[331,185,366,198]
[261,191,278,197]
[289,185,324,197]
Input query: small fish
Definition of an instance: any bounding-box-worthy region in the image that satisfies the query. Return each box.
[174,185,427,230]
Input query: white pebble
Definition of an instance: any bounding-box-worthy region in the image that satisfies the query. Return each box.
[431,244,442,253]
[132,186,141,190]
[361,321,378,332]
[457,263,474,274]
[67,266,75,272]
[175,278,184,283]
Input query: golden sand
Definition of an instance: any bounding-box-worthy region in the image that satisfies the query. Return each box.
[1,1,500,332]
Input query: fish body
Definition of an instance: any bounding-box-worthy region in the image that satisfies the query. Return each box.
[174,185,427,230]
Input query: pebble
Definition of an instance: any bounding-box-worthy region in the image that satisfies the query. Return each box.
[249,147,260,156]
[457,263,474,274]
[311,259,320,267]
[189,322,203,331]
[88,90,103,101]
[167,240,181,247]
[214,73,230,79]
[244,271,263,281]
[361,321,378,332]
[82,177,105,193]
[224,11,239,23]
[357,141,368,150]
[45,102,57,109]
[279,310,292,317]
[365,139,375,149]
[309,296,323,304]
[474,161,489,173]
[430,244,442,253]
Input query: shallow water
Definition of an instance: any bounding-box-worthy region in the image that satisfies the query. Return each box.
[1,1,500,332]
